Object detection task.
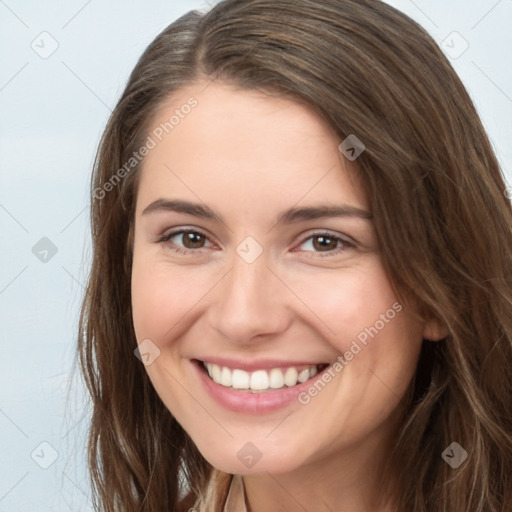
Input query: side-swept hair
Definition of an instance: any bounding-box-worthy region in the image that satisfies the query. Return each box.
[78,1,512,510]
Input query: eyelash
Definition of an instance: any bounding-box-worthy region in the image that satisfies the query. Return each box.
[157,228,355,257]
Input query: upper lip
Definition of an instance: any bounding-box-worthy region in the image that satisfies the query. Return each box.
[195,357,329,372]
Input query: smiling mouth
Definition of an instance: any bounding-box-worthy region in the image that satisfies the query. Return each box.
[197,360,329,393]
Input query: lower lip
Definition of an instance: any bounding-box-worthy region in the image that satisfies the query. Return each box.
[192,360,326,414]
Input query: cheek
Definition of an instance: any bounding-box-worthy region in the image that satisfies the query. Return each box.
[131,255,206,343]
[288,259,401,347]
[288,261,423,397]
[131,251,230,355]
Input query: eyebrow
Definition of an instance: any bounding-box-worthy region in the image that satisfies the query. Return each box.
[141,198,373,224]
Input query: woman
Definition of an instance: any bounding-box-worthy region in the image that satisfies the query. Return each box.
[78,0,512,510]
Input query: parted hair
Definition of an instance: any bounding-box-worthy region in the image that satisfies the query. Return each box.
[78,0,512,510]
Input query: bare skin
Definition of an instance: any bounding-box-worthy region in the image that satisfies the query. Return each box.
[130,78,446,512]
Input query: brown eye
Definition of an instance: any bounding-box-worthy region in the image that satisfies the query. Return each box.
[182,231,206,248]
[296,232,353,255]
[159,229,214,252]
[312,235,339,251]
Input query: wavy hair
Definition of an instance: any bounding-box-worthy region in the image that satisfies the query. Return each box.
[78,0,512,510]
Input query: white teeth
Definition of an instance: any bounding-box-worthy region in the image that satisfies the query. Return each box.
[220,367,232,387]
[283,367,298,387]
[203,362,323,391]
[250,370,269,390]
[269,368,284,389]
[211,364,221,383]
[297,369,309,383]
[232,369,250,389]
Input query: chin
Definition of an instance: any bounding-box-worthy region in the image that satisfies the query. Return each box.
[198,444,306,475]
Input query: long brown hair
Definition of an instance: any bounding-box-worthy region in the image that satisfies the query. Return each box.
[78,0,512,510]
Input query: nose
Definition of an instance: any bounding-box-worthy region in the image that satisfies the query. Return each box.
[208,253,292,344]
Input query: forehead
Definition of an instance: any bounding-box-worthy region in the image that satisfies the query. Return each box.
[136,80,368,216]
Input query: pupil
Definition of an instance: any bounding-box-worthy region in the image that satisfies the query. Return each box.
[183,232,204,248]
[313,236,336,251]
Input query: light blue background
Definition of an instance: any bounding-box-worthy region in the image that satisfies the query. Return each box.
[1,1,511,510]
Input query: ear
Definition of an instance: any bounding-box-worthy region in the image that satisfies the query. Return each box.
[422,315,449,342]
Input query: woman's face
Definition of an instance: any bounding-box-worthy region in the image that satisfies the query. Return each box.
[131,79,439,476]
